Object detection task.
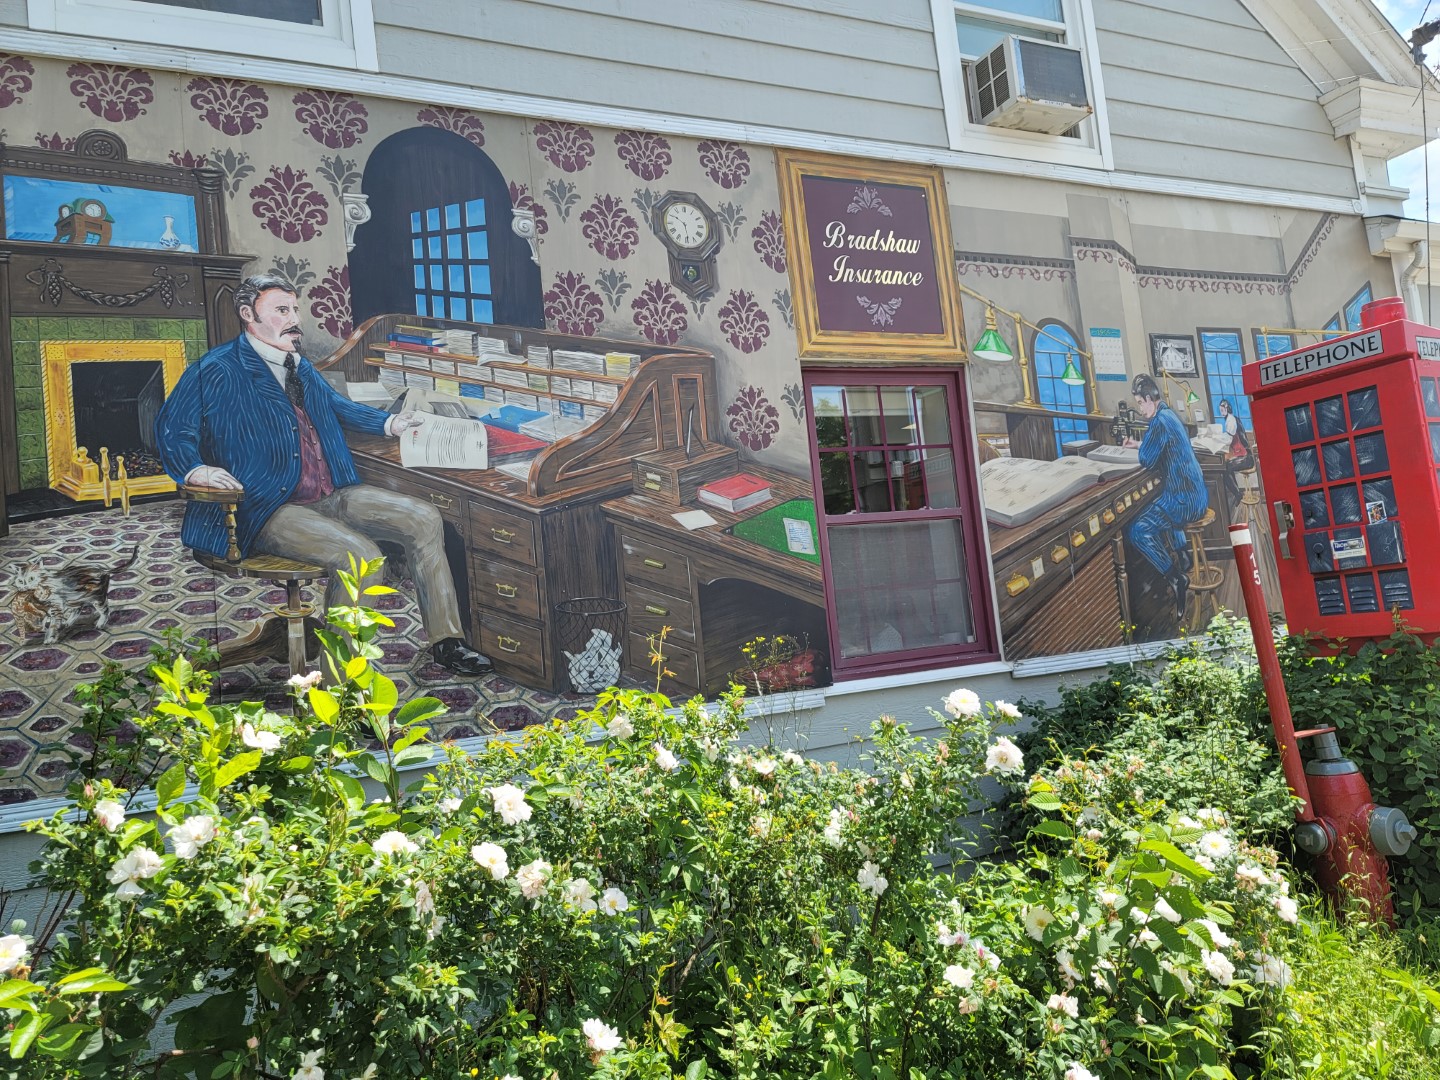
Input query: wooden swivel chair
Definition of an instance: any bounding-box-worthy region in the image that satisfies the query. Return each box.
[181,485,323,677]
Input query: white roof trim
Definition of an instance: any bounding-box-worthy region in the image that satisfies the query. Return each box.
[0,27,1363,215]
[1242,0,1427,93]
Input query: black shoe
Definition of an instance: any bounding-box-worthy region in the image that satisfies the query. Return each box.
[1169,570,1190,619]
[432,637,493,676]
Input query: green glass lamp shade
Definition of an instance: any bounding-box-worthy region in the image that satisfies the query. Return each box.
[1060,353,1085,386]
[973,326,1012,363]
[1185,388,1201,404]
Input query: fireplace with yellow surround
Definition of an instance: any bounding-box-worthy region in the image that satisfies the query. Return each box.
[42,339,187,504]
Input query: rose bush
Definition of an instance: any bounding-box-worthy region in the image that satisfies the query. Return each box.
[5,573,1433,1079]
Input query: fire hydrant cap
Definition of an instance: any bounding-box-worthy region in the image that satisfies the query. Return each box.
[1370,806,1418,857]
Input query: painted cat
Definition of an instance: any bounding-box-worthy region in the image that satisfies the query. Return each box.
[8,544,138,644]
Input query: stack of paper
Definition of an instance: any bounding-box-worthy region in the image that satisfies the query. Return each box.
[442,329,477,356]
[605,352,641,377]
[552,349,607,374]
[526,345,552,368]
[493,368,529,389]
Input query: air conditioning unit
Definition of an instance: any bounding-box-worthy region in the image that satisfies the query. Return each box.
[968,35,1093,135]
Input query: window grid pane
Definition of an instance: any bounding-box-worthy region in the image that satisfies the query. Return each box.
[1344,284,1374,331]
[411,200,493,327]
[1201,331,1250,430]
[1033,324,1088,456]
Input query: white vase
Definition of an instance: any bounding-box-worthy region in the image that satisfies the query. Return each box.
[158,215,181,250]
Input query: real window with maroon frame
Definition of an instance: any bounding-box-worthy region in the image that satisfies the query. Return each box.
[804,368,997,677]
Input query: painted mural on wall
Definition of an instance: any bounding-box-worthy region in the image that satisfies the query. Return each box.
[0,53,1383,801]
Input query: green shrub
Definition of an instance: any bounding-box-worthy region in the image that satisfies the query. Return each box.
[1279,625,1440,922]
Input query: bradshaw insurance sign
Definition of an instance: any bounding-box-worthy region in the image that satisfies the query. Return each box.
[777,152,964,360]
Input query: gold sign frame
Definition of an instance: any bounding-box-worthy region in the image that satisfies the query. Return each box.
[776,149,964,362]
[42,339,187,501]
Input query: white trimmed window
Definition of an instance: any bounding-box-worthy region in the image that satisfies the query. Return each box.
[28,0,378,70]
[932,0,1112,170]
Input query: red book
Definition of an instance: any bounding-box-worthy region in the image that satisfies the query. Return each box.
[384,341,445,354]
[697,473,772,512]
[486,425,548,466]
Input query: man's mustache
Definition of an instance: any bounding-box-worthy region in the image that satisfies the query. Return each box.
[282,326,302,336]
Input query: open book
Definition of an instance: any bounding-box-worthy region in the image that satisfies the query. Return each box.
[979,455,1140,528]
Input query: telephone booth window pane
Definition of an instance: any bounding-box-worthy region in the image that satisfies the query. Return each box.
[1285,404,1314,444]
[1293,447,1321,487]
[1299,490,1329,529]
[1347,573,1379,612]
[1315,396,1347,438]
[1321,440,1354,481]
[1367,520,1403,564]
[1333,527,1366,568]
[1348,386,1381,430]
[1363,478,1397,519]
[1379,568,1415,610]
[1430,423,1440,463]
[1353,432,1389,475]
[1330,483,1361,525]
[1423,378,1440,418]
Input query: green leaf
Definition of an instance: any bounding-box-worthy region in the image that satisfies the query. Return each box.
[1139,839,1213,881]
[215,751,262,792]
[392,745,432,770]
[345,655,368,680]
[392,726,429,753]
[36,1023,89,1055]
[328,770,366,809]
[309,688,340,724]
[174,989,247,1051]
[8,1011,46,1059]
[0,980,42,1012]
[357,753,392,787]
[1028,792,1063,811]
[155,762,186,809]
[685,1061,709,1080]
[1032,819,1073,840]
[367,674,398,715]
[280,756,313,773]
[396,697,447,726]
[55,969,127,995]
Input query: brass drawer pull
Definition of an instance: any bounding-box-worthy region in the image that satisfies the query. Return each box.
[491,527,515,544]
[643,479,662,491]
[496,635,521,653]
[644,604,668,616]
[429,492,454,511]
[494,582,518,598]
[643,557,665,569]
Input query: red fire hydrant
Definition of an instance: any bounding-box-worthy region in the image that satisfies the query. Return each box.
[1229,524,1416,923]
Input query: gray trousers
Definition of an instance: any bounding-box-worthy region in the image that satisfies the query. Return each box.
[255,484,464,641]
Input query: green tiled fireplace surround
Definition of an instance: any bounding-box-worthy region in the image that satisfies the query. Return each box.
[12,316,209,490]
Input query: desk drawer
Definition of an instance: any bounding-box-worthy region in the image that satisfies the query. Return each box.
[627,630,700,695]
[356,464,468,531]
[471,502,539,567]
[477,609,549,685]
[472,554,542,622]
[623,580,696,642]
[619,533,692,597]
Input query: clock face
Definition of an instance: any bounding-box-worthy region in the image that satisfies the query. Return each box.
[663,202,711,249]
[57,205,72,218]
[83,201,104,218]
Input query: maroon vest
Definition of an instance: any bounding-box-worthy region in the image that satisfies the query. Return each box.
[289,403,334,504]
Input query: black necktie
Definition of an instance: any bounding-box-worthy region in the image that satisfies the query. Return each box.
[283,353,306,409]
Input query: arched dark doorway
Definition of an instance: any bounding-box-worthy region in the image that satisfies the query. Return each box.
[350,127,542,327]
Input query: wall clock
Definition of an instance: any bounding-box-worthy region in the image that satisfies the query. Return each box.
[650,191,722,301]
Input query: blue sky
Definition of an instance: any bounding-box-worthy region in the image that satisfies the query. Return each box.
[1374,0,1440,216]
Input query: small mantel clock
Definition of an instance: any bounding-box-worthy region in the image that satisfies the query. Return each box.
[54,198,114,246]
[651,191,722,301]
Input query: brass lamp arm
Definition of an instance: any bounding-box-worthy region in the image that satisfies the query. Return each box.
[954,279,1096,404]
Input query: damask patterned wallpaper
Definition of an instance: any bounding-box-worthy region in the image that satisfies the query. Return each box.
[0,53,812,472]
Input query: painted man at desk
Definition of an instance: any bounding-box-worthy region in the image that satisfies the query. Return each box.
[1122,373,1209,619]
[156,273,493,676]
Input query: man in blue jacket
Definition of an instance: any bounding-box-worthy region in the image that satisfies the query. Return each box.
[1122,373,1210,619]
[157,273,491,675]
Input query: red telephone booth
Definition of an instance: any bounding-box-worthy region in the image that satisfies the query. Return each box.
[1243,298,1440,642]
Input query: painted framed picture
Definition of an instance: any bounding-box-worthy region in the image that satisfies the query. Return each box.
[1149,334,1198,377]
[775,150,964,361]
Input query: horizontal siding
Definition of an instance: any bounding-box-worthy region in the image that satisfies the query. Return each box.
[0,0,21,26]
[1096,0,1357,199]
[374,0,951,146]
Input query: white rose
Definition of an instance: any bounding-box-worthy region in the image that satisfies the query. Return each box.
[470,842,509,880]
[943,964,974,989]
[0,934,29,975]
[582,1017,622,1054]
[1196,831,1233,860]
[857,861,888,897]
[562,877,598,914]
[822,807,846,848]
[1273,894,1299,924]
[751,756,778,777]
[438,796,462,814]
[1047,992,1079,1019]
[488,784,532,825]
[994,700,1022,719]
[93,799,126,831]
[1065,1064,1098,1080]
[943,687,981,718]
[1023,905,1054,942]
[287,670,323,692]
[600,886,630,916]
[1202,948,1236,985]
[515,859,552,900]
[984,737,1024,777]
[653,743,680,772]
[1153,897,1182,923]
[606,713,635,739]
[372,830,419,857]
[239,722,282,753]
[414,880,435,916]
[107,846,164,900]
[169,815,216,860]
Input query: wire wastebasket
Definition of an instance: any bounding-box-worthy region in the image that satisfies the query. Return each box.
[553,597,626,693]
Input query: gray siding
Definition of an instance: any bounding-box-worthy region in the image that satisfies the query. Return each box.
[1097,0,1357,199]
[0,0,23,27]
[373,0,951,146]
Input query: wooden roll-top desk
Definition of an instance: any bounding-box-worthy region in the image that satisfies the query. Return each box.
[323,315,717,691]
